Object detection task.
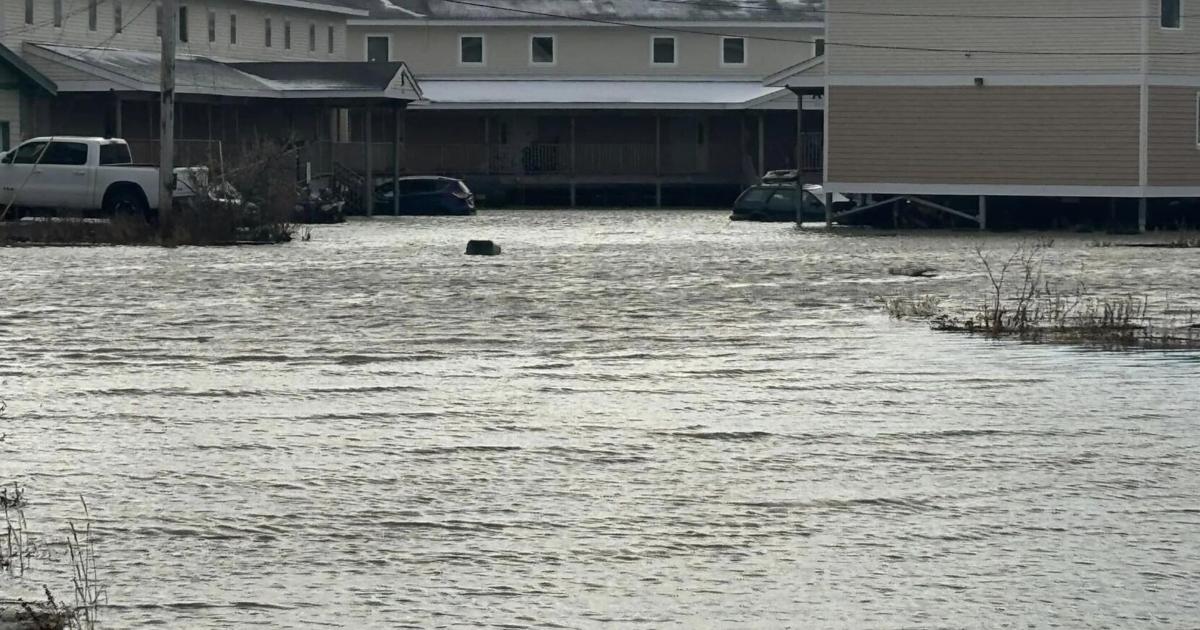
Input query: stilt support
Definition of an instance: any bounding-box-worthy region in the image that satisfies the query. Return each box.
[1138,198,1148,233]
[978,195,988,231]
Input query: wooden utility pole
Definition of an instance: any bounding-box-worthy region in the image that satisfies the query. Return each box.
[159,0,177,232]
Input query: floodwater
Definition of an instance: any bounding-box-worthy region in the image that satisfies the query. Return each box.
[2,211,1199,629]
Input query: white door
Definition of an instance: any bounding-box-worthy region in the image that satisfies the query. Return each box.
[0,140,48,208]
[33,141,92,208]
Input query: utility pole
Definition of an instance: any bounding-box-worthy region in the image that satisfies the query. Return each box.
[159,0,177,233]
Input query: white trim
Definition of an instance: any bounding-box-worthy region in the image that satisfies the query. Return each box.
[828,74,1148,87]
[364,33,392,62]
[820,182,1200,198]
[1160,0,1184,30]
[719,36,747,68]
[244,0,368,17]
[529,33,556,66]
[650,35,677,67]
[458,33,486,67]
[346,19,823,28]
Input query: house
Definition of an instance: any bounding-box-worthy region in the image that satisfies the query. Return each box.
[334,0,826,206]
[0,0,420,205]
[806,0,1200,230]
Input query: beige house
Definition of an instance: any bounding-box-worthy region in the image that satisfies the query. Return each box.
[337,0,826,206]
[793,0,1200,230]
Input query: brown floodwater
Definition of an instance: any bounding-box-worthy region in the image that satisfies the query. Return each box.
[1,211,1198,628]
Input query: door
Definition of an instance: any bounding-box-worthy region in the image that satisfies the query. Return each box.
[0,140,48,207]
[366,36,390,62]
[33,141,93,208]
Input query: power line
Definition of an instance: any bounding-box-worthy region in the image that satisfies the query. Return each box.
[0,0,112,38]
[640,0,1165,20]
[434,0,1200,56]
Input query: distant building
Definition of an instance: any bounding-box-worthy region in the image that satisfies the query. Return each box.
[798,0,1200,229]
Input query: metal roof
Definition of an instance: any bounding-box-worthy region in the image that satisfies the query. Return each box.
[333,0,824,21]
[0,42,56,94]
[414,78,791,109]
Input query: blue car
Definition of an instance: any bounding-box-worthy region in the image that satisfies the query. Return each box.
[374,176,476,216]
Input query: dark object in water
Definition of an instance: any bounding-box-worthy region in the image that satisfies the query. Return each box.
[466,240,501,256]
[888,264,938,278]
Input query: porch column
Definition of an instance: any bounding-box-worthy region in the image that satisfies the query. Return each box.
[483,115,491,174]
[364,104,373,217]
[978,195,988,231]
[794,87,805,225]
[654,114,662,208]
[570,114,577,208]
[1138,198,1148,233]
[111,93,123,138]
[757,112,765,176]
[393,104,403,216]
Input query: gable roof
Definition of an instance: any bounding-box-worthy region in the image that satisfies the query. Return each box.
[244,0,369,15]
[0,42,56,95]
[335,0,824,22]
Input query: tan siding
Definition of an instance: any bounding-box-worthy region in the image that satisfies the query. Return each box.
[1148,87,1200,186]
[1150,22,1200,75]
[349,25,817,77]
[827,86,1140,186]
[827,0,1141,76]
[0,0,346,62]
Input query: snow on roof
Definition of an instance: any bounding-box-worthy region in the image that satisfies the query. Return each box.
[333,0,824,21]
[416,79,788,109]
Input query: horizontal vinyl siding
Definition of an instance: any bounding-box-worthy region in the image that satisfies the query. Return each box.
[1,0,345,62]
[1148,87,1200,186]
[827,0,1141,76]
[1150,20,1200,75]
[350,25,817,77]
[827,86,1141,186]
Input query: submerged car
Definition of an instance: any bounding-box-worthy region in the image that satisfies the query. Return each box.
[730,182,852,223]
[374,176,476,216]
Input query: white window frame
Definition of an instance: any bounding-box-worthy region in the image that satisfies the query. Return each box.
[309,23,317,52]
[328,25,336,55]
[458,33,486,66]
[1162,0,1183,30]
[207,9,217,43]
[529,34,556,66]
[364,33,392,62]
[720,36,747,67]
[229,12,237,46]
[650,35,678,67]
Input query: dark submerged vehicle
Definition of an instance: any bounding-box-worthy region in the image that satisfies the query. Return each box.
[374,176,476,216]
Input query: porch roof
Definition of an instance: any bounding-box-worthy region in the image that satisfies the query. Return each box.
[0,42,56,95]
[414,78,791,110]
[22,43,421,101]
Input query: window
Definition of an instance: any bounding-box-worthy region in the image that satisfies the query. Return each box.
[1163,0,1182,28]
[12,142,48,164]
[230,13,237,45]
[43,142,89,166]
[652,36,676,65]
[722,37,746,66]
[366,35,390,62]
[264,18,272,47]
[208,10,216,43]
[179,6,189,42]
[530,35,555,65]
[309,23,316,51]
[767,188,797,214]
[114,1,123,33]
[815,37,826,57]
[328,25,335,53]
[0,123,9,152]
[88,0,98,31]
[284,20,292,49]
[156,4,162,37]
[53,0,62,27]
[98,144,133,165]
[460,34,484,65]
[24,0,32,25]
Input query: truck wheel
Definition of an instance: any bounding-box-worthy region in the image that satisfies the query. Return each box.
[104,188,149,221]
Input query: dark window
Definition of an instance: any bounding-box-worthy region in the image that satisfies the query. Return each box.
[179,5,188,42]
[230,13,237,44]
[738,187,774,204]
[815,37,826,57]
[114,1,123,33]
[284,20,291,49]
[767,189,797,213]
[0,123,10,152]
[24,0,32,25]
[53,0,62,27]
[98,144,133,165]
[43,142,89,166]
[652,37,676,65]
[328,25,335,53]
[460,35,484,64]
[723,37,746,65]
[309,23,316,51]
[1163,0,1182,28]
[264,18,272,47]
[531,36,555,64]
[208,10,216,42]
[12,142,47,164]
[88,0,98,30]
[366,36,389,62]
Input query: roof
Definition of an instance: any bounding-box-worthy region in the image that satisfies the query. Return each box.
[244,0,370,16]
[0,42,55,95]
[336,0,824,22]
[22,44,420,101]
[414,78,791,110]
[763,55,825,88]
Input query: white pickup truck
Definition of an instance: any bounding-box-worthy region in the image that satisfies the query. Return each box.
[0,136,203,216]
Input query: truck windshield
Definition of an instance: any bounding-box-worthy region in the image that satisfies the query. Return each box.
[98,143,133,165]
